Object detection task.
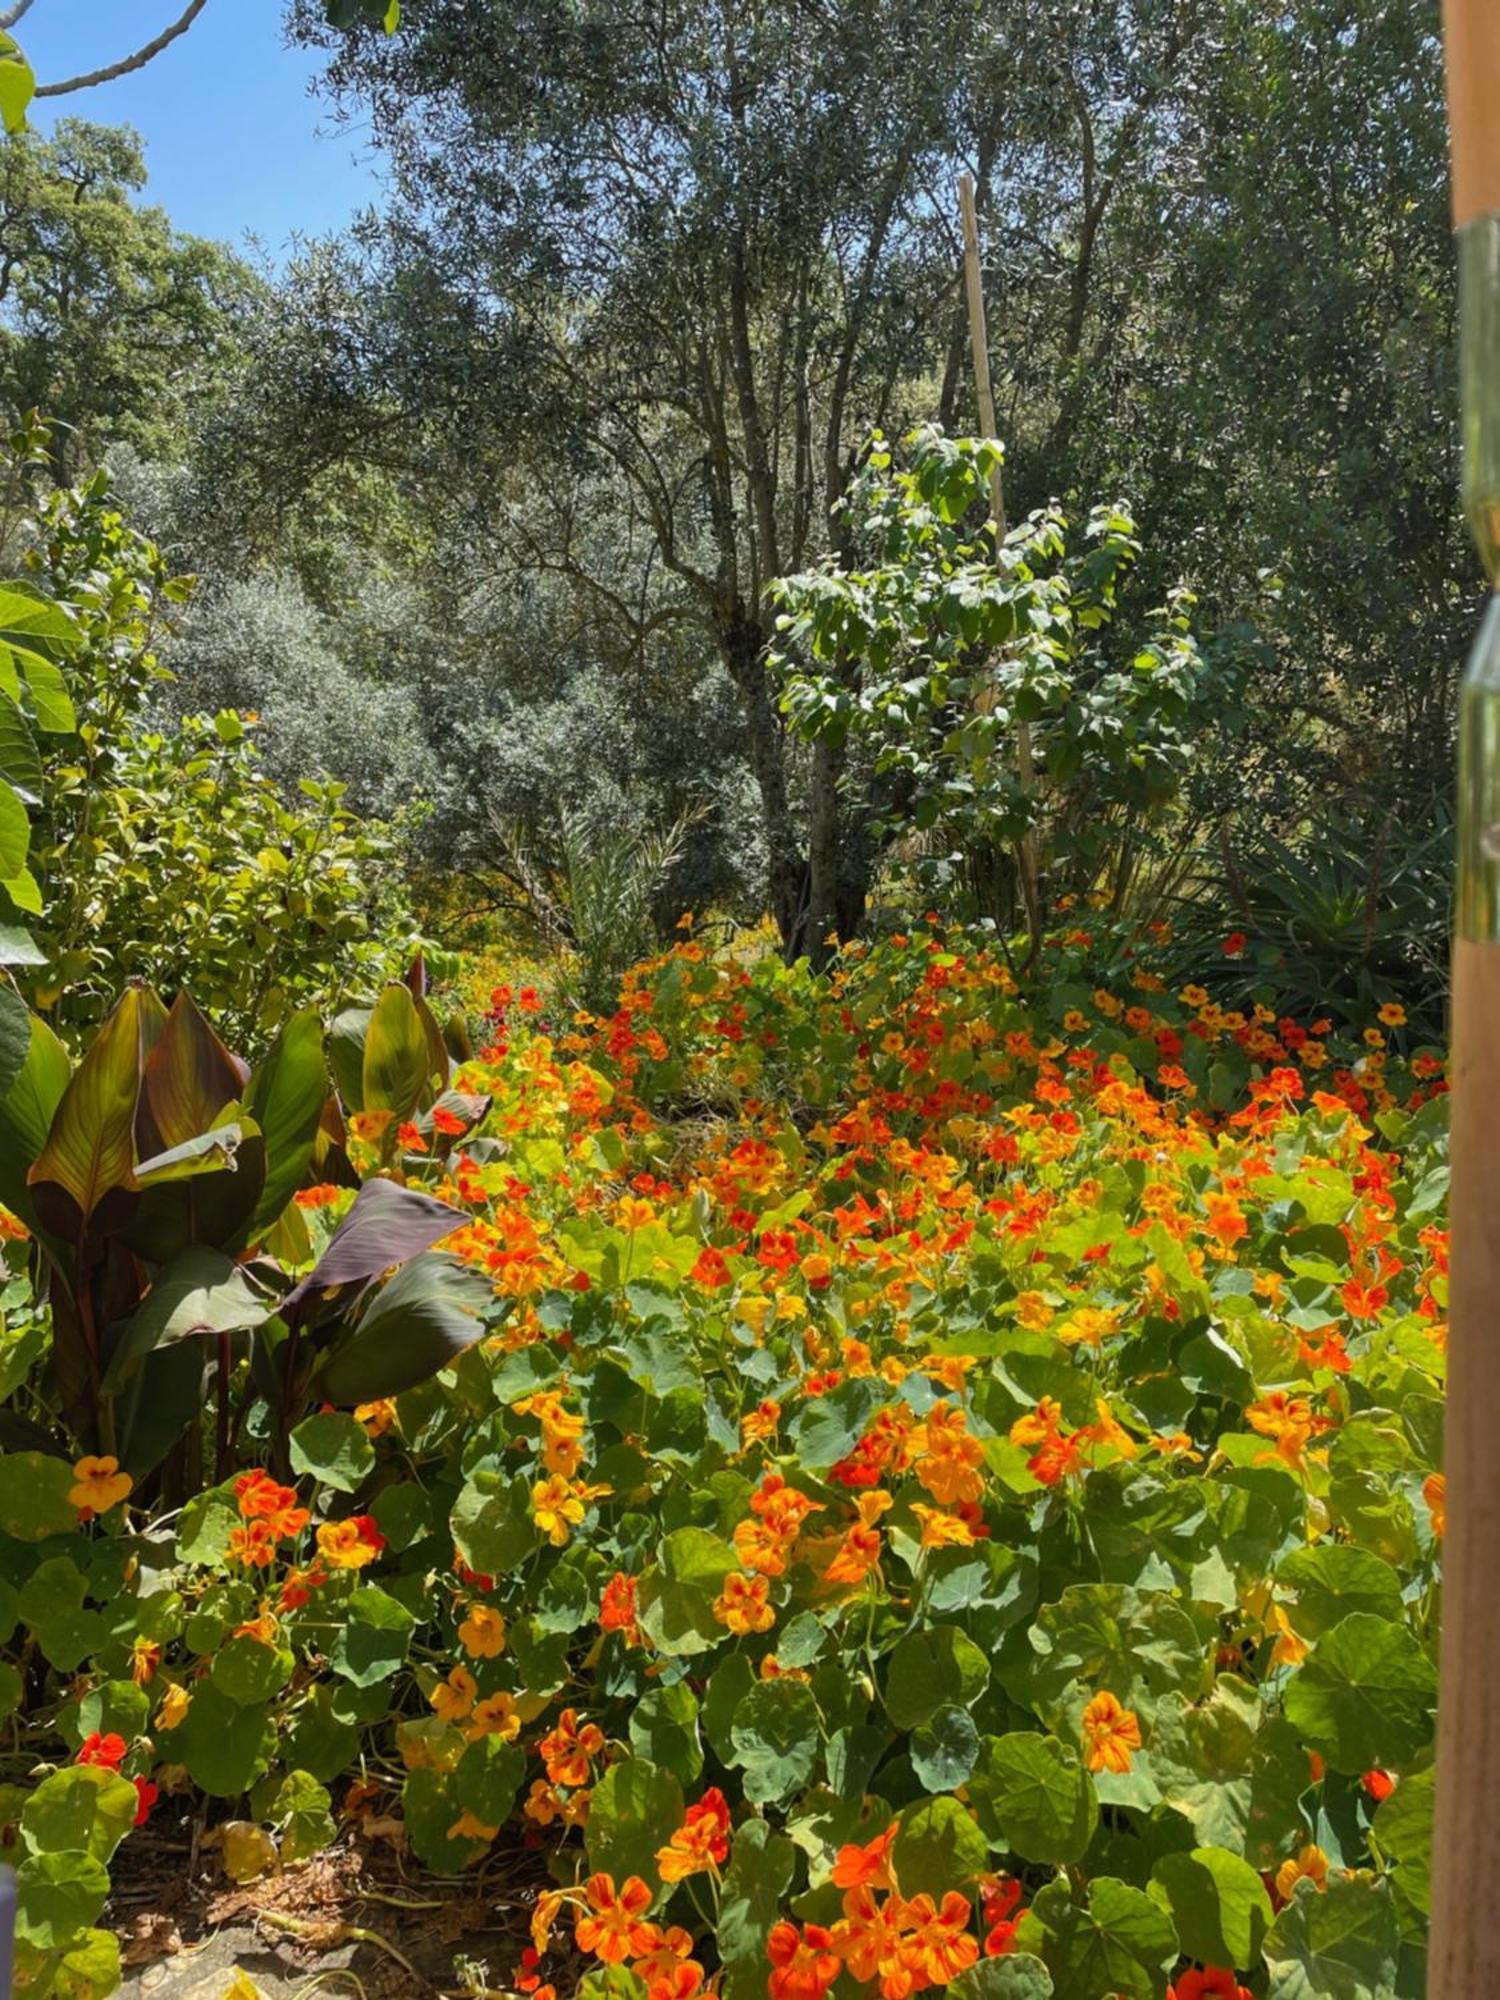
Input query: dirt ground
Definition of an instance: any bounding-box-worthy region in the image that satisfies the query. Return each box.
[111,1809,555,1999]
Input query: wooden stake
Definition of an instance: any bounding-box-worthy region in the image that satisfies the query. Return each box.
[1432,6,1500,1993]
[957,172,1040,956]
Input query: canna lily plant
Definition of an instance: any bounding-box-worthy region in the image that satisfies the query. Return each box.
[0,974,495,1482]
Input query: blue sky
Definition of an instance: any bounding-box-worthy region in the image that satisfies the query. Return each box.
[26,1,383,254]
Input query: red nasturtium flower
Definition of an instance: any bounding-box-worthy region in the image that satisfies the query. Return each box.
[656,1787,732,1881]
[1168,1972,1254,2000]
[76,1732,127,1770]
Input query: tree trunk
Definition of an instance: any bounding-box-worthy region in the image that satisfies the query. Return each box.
[720,609,807,953]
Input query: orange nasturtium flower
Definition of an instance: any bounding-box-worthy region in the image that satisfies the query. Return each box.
[155,1683,191,1731]
[429,1665,478,1725]
[766,1920,842,2000]
[829,1824,897,1892]
[1423,1471,1446,1538]
[316,1514,386,1570]
[1080,1690,1142,1774]
[467,1692,523,1743]
[656,1787,732,1882]
[539,1708,606,1788]
[574,1873,657,1964]
[68,1455,133,1517]
[1274,1843,1331,1901]
[713,1569,776,1635]
[458,1602,507,1658]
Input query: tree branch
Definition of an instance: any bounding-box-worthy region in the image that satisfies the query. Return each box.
[35,0,209,97]
[0,1,37,33]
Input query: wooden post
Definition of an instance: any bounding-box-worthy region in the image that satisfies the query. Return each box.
[1431,6,1500,1994]
[957,172,1041,957]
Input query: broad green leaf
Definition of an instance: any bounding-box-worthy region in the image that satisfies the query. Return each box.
[14,1849,109,1950]
[731,1679,823,1805]
[1283,1613,1436,1774]
[911,1703,981,1793]
[885,1623,990,1730]
[1372,1768,1433,1920]
[173,1682,275,1796]
[211,1634,296,1705]
[0,1451,77,1539]
[20,1767,137,1866]
[952,1960,1054,2000]
[892,1794,988,1897]
[637,1526,739,1655]
[454,1736,526,1830]
[363,982,434,1120]
[316,1251,492,1403]
[1150,1845,1274,1970]
[718,1818,797,2000]
[29,987,157,1229]
[1275,1545,1404,1638]
[271,1770,337,1862]
[101,1246,272,1392]
[451,1468,537,1574]
[290,1410,376,1492]
[1018,1876,1179,2000]
[0,981,30,1106]
[0,922,44,966]
[0,687,41,799]
[629,1682,704,1786]
[135,990,245,1157]
[969,1732,1099,1865]
[0,774,28,879]
[243,1007,327,1241]
[586,1757,684,1895]
[1263,1875,1400,1999]
[332,1585,415,1686]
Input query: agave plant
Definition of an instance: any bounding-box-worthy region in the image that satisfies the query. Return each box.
[0,974,494,1482]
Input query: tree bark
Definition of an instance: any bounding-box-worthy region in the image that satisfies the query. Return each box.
[720,608,807,952]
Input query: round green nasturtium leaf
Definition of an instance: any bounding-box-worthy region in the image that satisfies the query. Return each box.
[1282,1613,1436,1774]
[1023,1583,1204,1720]
[14,1849,110,1950]
[1019,1875,1179,2000]
[21,1766,137,1866]
[287,1684,361,1783]
[454,1736,526,1829]
[71,1678,150,1750]
[636,1526,739,1656]
[1373,1767,1433,1920]
[370,1479,435,1553]
[174,1483,240,1568]
[270,1770,337,1863]
[1150,1845,1273,1971]
[717,1817,797,1987]
[172,1681,275,1798]
[1274,1545,1404,1639]
[0,1451,78,1540]
[290,1411,376,1492]
[884,1623,990,1731]
[211,1634,296,1705]
[891,1795,988,1899]
[629,1682,704,1786]
[331,1585,415,1687]
[450,1469,538,1577]
[969,1732,1099,1866]
[1262,1875,1400,1999]
[0,1658,20,1723]
[586,1757,684,1895]
[951,1958,1055,2000]
[730,1679,823,1806]
[911,1703,981,1793]
[14,1925,120,2000]
[402,1767,488,1872]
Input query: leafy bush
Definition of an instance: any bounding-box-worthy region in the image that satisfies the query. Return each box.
[11,453,413,1046]
[0,932,1446,1996]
